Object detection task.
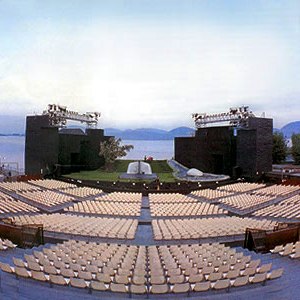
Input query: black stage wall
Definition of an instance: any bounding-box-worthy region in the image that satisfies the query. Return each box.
[25,115,110,176]
[175,117,273,180]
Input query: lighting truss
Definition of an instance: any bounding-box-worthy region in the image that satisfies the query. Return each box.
[192,106,255,128]
[43,104,101,127]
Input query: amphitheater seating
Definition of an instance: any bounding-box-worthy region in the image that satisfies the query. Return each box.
[9,213,138,239]
[61,187,102,198]
[270,241,300,259]
[152,217,277,240]
[95,192,142,203]
[0,181,41,193]
[191,189,234,201]
[0,180,294,298]
[267,268,284,280]
[29,179,77,190]
[219,193,274,212]
[149,193,227,217]
[150,202,227,217]
[149,193,200,203]
[65,200,141,216]
[253,194,300,220]
[17,190,75,208]
[0,240,283,295]
[0,238,17,250]
[0,190,39,215]
[217,183,266,193]
[204,184,300,214]
[251,185,300,197]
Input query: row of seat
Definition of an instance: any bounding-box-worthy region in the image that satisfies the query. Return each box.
[61,187,102,198]
[270,241,300,259]
[152,217,277,240]
[149,193,199,203]
[0,190,39,215]
[0,181,41,193]
[148,243,273,281]
[95,192,142,203]
[150,202,227,217]
[219,193,274,212]
[0,238,17,251]
[191,189,234,201]
[9,214,138,239]
[251,184,299,197]
[217,183,266,193]
[253,194,300,220]
[0,240,283,295]
[65,200,141,216]
[0,263,282,294]
[28,179,77,190]
[17,190,75,208]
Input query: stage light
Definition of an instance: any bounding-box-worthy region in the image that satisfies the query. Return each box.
[192,106,255,129]
[44,104,101,128]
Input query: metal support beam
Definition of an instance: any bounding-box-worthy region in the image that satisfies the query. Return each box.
[192,106,255,128]
[43,104,100,127]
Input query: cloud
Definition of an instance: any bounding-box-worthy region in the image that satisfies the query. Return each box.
[0,13,299,129]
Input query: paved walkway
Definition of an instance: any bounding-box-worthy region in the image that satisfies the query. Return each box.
[134,196,154,245]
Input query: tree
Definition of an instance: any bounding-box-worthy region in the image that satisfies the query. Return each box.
[99,137,133,170]
[272,132,287,164]
[291,133,300,164]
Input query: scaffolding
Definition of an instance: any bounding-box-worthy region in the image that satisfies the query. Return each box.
[43,104,100,127]
[192,106,255,128]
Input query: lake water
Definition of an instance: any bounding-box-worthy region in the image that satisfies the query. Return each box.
[121,140,174,160]
[0,136,174,172]
[0,136,25,172]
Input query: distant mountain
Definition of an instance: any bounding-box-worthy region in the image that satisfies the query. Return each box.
[2,112,299,140]
[0,133,24,136]
[169,127,195,138]
[0,115,195,139]
[104,128,123,137]
[280,121,300,138]
[104,127,195,140]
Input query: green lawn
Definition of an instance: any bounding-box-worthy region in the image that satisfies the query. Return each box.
[64,159,176,182]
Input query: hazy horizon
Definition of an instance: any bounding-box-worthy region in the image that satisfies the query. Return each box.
[1,1,299,130]
[0,114,299,135]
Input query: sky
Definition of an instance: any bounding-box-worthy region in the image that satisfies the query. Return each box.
[0,0,299,130]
